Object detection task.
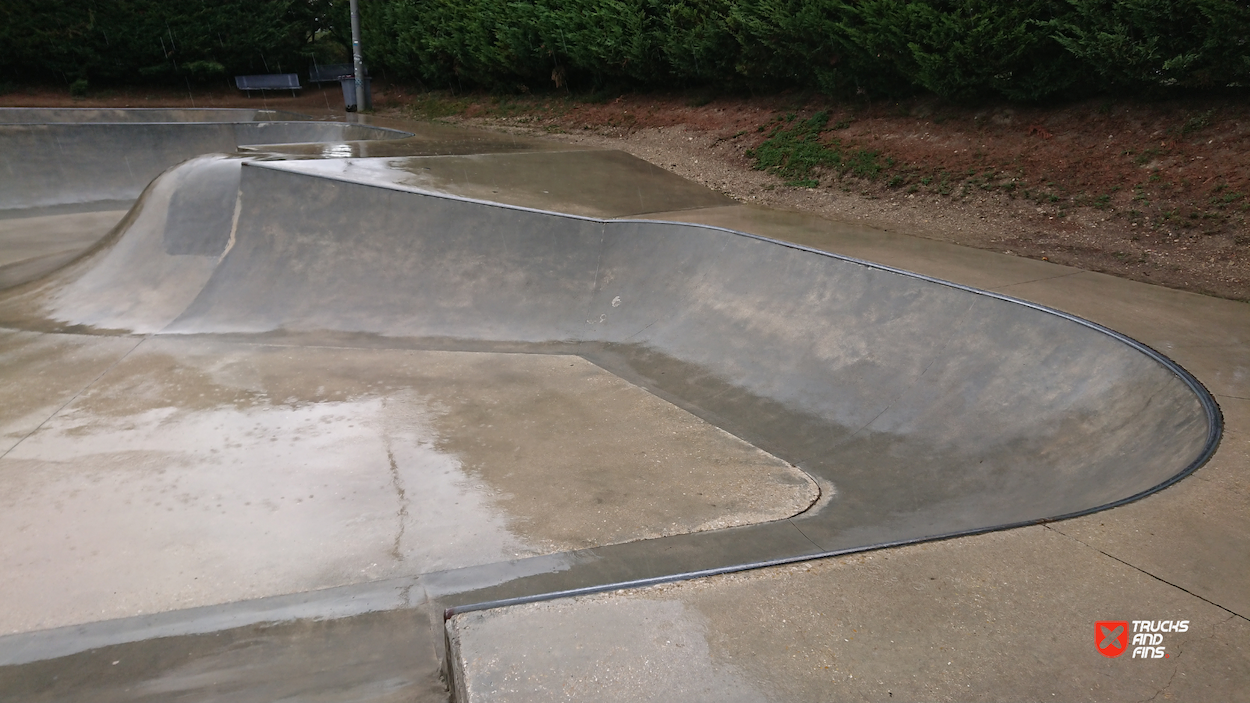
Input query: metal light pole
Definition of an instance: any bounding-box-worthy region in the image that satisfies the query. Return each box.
[349,0,365,112]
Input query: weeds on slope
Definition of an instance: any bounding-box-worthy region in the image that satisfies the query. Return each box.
[747,112,888,187]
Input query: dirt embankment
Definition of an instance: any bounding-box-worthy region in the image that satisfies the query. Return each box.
[434,91,1249,302]
[5,83,1248,301]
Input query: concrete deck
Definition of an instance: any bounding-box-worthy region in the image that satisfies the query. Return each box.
[0,109,1243,702]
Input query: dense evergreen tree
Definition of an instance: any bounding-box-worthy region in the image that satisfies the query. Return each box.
[2,0,1246,100]
[0,0,334,84]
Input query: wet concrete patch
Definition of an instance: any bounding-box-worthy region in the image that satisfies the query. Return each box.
[0,608,446,703]
[0,336,815,634]
[0,210,127,291]
[0,211,125,269]
[265,150,734,218]
[0,329,140,454]
[448,598,769,703]
[241,118,588,160]
[448,526,1250,703]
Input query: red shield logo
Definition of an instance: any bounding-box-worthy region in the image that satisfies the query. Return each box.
[1096,621,1129,657]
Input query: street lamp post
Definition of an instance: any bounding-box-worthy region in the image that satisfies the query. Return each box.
[349,0,365,112]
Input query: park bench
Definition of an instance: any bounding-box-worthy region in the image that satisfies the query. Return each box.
[234,73,301,97]
[308,63,364,84]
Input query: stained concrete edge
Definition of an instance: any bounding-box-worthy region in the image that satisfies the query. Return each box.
[443,525,1250,703]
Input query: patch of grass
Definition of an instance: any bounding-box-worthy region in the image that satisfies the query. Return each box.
[848,149,885,179]
[1134,147,1162,165]
[406,92,473,119]
[748,112,837,186]
[1180,109,1215,136]
[484,96,532,119]
[748,111,890,187]
[69,78,88,97]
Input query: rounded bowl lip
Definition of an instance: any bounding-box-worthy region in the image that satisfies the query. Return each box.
[252,156,1227,531]
[270,167,1221,622]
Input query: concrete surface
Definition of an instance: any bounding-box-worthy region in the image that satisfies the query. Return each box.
[0,109,1242,702]
[0,336,813,635]
[269,151,735,217]
[0,107,310,123]
[449,527,1249,702]
[1,152,1213,556]
[1,606,445,703]
[0,120,410,210]
[240,118,593,159]
[449,199,1249,703]
[0,210,127,290]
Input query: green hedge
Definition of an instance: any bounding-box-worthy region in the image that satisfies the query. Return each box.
[0,0,333,85]
[3,0,1248,100]
[1050,0,1250,91]
[358,0,1248,100]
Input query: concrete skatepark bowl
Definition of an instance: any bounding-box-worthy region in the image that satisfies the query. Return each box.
[0,108,1223,701]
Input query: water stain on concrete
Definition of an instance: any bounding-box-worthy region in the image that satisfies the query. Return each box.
[0,336,816,635]
[0,329,140,454]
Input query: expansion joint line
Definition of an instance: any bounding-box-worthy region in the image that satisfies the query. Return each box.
[0,333,151,463]
[788,519,826,553]
[991,270,1082,291]
[1043,524,1249,623]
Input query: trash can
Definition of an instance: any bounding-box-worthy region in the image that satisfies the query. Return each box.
[340,76,372,112]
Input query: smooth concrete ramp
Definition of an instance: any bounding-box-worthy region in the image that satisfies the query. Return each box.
[0,120,411,210]
[0,150,1220,563]
[0,110,1222,700]
[0,109,411,291]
